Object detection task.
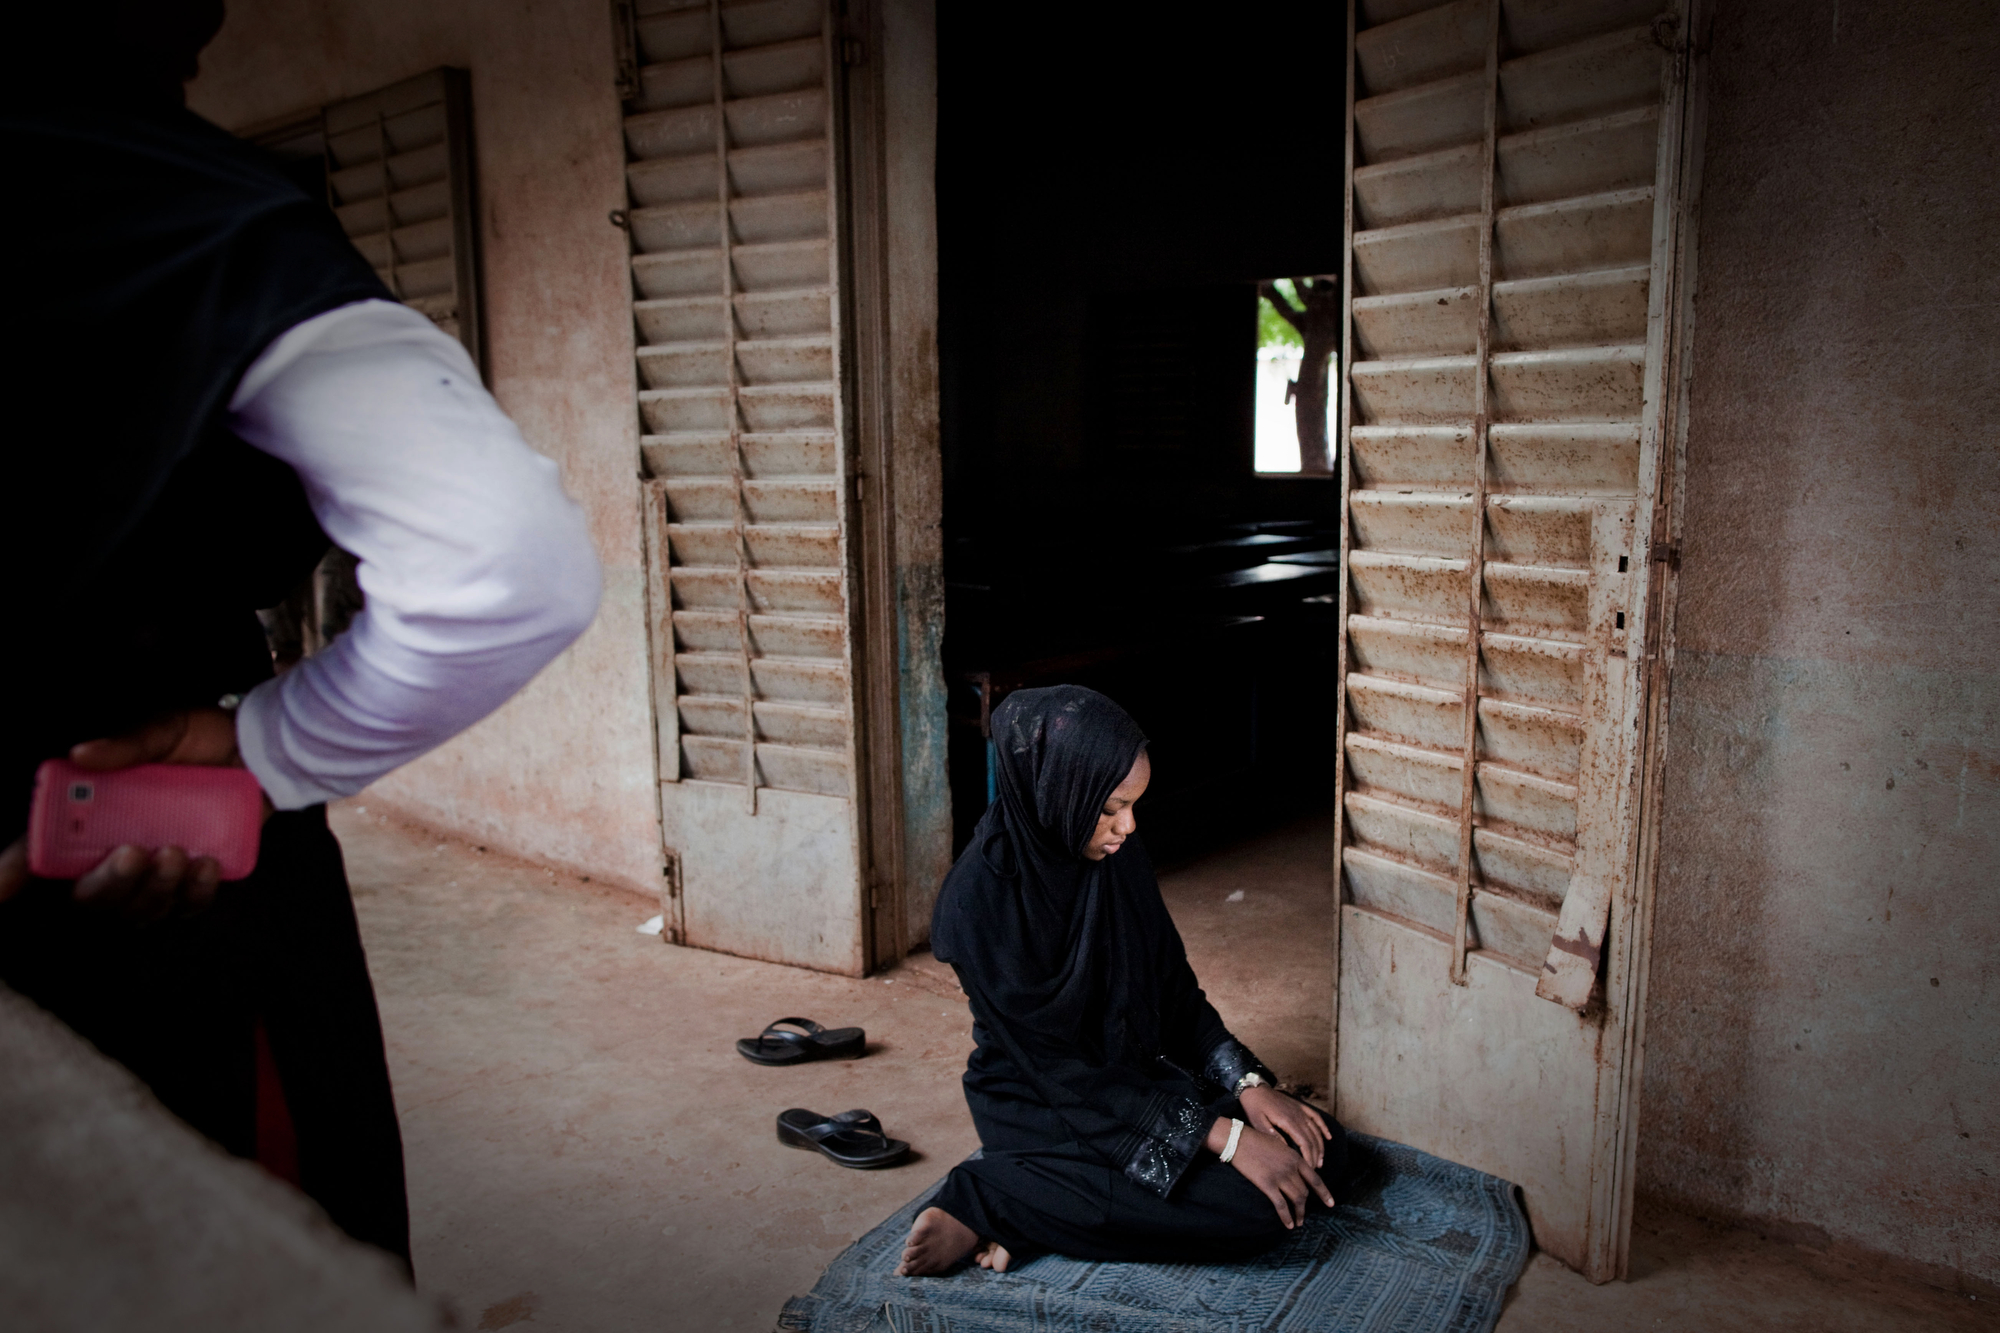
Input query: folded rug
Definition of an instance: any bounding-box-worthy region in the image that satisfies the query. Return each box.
[777,1133,1530,1333]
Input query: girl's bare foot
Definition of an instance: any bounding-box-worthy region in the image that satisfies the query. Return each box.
[896,1206,981,1276]
[974,1240,1013,1272]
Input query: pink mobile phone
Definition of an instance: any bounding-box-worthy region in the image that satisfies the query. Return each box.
[27,759,264,882]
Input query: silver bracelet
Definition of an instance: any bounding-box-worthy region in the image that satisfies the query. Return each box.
[1233,1071,1269,1094]
[1219,1117,1245,1164]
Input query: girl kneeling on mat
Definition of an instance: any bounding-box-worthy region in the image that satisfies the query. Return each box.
[899,686,1346,1275]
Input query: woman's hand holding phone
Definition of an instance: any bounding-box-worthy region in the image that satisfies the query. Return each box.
[0,706,269,921]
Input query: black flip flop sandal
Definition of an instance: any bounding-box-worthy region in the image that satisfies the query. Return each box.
[777,1107,910,1169]
[736,1016,866,1066]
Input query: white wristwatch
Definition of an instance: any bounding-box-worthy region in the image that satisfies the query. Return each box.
[1233,1072,1269,1094]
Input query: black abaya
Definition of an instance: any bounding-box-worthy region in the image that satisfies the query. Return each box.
[930,686,1345,1262]
[932,1106,1347,1263]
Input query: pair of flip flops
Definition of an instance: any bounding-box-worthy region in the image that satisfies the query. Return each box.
[738,1016,909,1169]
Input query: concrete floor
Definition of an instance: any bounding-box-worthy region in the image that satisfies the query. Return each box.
[332,803,1994,1332]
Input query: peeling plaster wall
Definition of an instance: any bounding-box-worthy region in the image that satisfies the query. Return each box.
[1642,0,1999,1284]
[187,0,663,895]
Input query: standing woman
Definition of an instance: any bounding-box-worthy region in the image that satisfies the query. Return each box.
[1,3,600,1269]
[900,686,1346,1275]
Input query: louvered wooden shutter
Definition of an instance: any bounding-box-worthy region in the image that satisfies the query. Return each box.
[624,0,853,809]
[322,69,482,366]
[1336,0,1681,1010]
[246,71,482,670]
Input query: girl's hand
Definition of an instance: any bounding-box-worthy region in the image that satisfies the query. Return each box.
[1207,1118,1335,1228]
[1240,1084,1332,1170]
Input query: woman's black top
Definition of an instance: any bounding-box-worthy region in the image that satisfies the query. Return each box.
[932,685,1275,1198]
[1,91,388,833]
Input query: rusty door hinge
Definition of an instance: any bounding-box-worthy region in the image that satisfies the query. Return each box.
[658,852,683,944]
[1650,542,1681,570]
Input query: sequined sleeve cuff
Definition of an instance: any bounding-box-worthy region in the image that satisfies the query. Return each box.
[1119,1091,1213,1197]
[1201,1037,1277,1096]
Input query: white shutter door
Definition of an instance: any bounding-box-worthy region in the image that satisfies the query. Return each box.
[322,69,481,365]
[1334,0,1693,1277]
[625,0,866,972]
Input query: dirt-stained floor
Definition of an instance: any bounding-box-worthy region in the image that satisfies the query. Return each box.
[331,803,1993,1332]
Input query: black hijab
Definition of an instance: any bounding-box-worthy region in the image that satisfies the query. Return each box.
[933,685,1165,1067]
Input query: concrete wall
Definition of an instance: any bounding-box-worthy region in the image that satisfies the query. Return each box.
[189,0,665,896]
[1641,0,1999,1286]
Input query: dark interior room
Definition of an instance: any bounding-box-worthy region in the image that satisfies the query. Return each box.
[936,8,1352,859]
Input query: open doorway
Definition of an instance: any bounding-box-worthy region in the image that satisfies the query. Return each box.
[941,280,1342,858]
[936,5,1348,1092]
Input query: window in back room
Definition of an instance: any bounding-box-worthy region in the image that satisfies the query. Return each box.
[1254,277,1340,476]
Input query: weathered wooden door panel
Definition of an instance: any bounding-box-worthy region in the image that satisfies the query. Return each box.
[674,783,863,968]
[624,0,867,973]
[1334,0,1695,1280]
[1339,910,1605,1260]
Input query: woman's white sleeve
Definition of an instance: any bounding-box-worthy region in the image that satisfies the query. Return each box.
[225,299,603,810]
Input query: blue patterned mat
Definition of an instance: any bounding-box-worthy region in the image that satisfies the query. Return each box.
[777,1134,1529,1333]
